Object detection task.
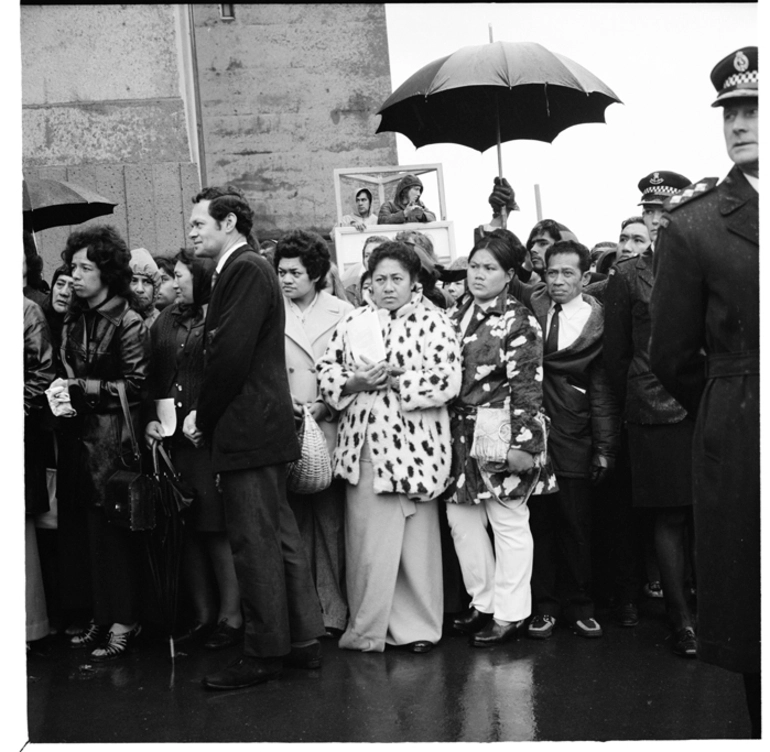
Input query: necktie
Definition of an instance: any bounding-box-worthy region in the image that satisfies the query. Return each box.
[544,303,562,355]
[211,271,219,291]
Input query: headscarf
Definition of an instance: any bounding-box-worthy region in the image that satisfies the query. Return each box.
[129,248,161,293]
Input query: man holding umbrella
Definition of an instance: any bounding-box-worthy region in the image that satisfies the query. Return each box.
[649,47,759,736]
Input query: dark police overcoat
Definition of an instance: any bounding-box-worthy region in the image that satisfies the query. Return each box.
[649,166,759,674]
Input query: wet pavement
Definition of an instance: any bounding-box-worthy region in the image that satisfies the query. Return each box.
[26,599,750,744]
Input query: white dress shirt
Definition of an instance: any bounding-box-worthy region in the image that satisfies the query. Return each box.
[545,294,591,351]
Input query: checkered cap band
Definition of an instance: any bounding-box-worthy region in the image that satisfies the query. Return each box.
[641,186,679,197]
[722,70,758,89]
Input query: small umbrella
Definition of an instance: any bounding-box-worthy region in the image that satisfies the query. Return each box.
[376,40,621,175]
[23,177,118,232]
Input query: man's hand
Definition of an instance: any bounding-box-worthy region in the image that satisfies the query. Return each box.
[507,448,536,474]
[590,456,614,486]
[488,177,518,214]
[343,356,389,394]
[144,420,164,448]
[352,218,367,231]
[183,410,204,448]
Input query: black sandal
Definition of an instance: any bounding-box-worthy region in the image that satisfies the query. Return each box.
[69,621,106,649]
[90,625,142,661]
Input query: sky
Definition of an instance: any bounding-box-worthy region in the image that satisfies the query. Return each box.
[383,3,758,254]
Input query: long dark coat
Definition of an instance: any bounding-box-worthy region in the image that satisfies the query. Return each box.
[603,251,687,425]
[197,246,300,473]
[528,288,620,478]
[650,166,759,674]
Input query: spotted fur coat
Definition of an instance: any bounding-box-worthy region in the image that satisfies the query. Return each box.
[317,294,461,500]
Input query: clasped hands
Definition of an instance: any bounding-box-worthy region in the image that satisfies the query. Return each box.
[344,356,404,394]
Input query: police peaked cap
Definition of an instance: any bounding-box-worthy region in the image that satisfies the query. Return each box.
[637,171,691,207]
[710,46,758,106]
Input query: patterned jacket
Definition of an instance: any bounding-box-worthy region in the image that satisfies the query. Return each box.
[317,294,461,499]
[448,288,556,504]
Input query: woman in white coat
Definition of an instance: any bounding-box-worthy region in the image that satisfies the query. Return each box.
[274,231,354,637]
[318,241,461,653]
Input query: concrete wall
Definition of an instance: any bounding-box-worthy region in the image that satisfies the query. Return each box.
[21,5,198,276]
[192,4,397,238]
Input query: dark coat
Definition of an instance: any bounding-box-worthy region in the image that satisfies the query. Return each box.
[650,166,759,674]
[197,246,300,474]
[146,303,206,447]
[56,295,150,508]
[24,297,55,515]
[603,251,687,424]
[528,289,620,478]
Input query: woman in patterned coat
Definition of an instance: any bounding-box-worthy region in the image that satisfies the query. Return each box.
[447,236,556,646]
[317,241,461,653]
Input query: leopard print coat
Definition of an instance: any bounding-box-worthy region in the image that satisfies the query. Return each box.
[317,294,461,500]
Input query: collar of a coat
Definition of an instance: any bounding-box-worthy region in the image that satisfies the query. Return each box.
[65,294,130,326]
[719,165,759,245]
[369,290,424,323]
[529,288,605,355]
[451,286,509,323]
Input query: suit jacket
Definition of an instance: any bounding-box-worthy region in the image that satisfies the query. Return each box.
[528,288,620,477]
[283,290,353,453]
[197,245,300,473]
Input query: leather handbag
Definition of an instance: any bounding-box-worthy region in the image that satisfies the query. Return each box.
[104,382,157,531]
[287,405,333,494]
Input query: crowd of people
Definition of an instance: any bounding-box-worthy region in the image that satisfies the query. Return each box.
[22,45,758,735]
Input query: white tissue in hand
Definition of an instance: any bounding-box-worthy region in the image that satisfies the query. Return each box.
[45,379,77,417]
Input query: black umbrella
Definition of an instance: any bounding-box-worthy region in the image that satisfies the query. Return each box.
[23,177,118,232]
[377,40,622,173]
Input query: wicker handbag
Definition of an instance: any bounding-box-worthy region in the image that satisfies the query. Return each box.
[287,405,333,494]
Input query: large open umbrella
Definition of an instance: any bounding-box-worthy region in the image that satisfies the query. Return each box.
[377,40,621,176]
[23,176,118,232]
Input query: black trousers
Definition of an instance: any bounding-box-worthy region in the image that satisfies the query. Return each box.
[219,464,324,658]
[529,476,594,622]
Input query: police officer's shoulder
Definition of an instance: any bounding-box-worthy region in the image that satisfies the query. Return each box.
[663,177,720,213]
[607,253,638,280]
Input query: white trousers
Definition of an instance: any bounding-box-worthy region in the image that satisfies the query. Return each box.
[446,498,533,622]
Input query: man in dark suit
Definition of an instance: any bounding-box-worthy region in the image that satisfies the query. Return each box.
[525,240,619,641]
[184,185,324,690]
[650,47,759,737]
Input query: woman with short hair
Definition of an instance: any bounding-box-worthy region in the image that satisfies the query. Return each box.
[55,225,150,660]
[274,230,354,637]
[318,241,461,653]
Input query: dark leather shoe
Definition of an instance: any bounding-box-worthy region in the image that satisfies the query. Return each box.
[671,627,697,658]
[284,641,322,669]
[321,627,344,640]
[204,619,244,650]
[471,619,524,647]
[202,655,282,690]
[617,603,639,628]
[453,608,493,635]
[175,620,216,646]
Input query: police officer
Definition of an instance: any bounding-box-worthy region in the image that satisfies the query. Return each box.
[649,46,759,737]
[636,171,691,245]
[603,177,695,657]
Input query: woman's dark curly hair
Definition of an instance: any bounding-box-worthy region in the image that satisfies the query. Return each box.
[368,241,421,282]
[61,225,133,300]
[273,230,331,291]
